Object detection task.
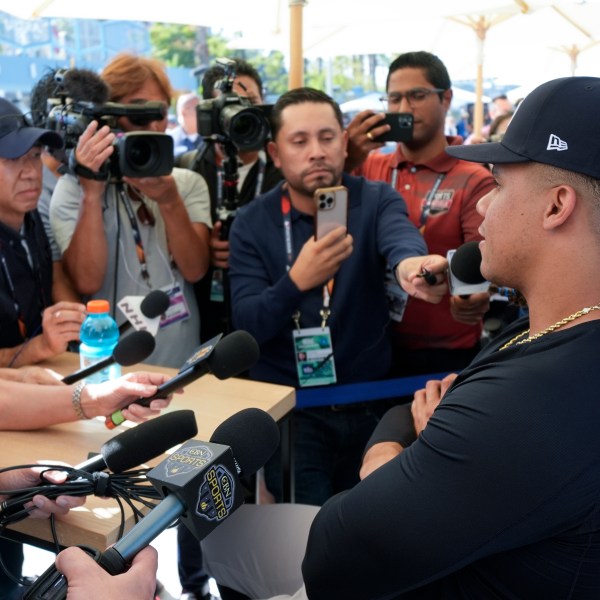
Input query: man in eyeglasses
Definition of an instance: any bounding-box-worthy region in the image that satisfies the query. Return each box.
[346,51,495,383]
[50,53,213,369]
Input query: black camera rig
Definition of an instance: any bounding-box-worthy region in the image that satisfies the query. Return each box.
[45,70,174,181]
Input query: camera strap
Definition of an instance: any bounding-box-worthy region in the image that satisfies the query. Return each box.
[68,151,110,182]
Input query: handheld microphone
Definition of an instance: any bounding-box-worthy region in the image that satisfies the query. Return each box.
[105,330,260,430]
[75,410,198,474]
[0,411,198,526]
[24,408,280,600]
[446,241,490,296]
[117,290,170,336]
[62,330,156,385]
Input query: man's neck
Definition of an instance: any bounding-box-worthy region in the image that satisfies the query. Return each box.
[286,186,316,216]
[0,211,26,232]
[399,135,448,164]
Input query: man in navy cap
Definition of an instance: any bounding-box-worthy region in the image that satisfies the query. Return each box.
[0,98,86,369]
[197,77,600,599]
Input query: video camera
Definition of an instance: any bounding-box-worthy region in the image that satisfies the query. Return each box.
[196,58,271,152]
[45,72,173,181]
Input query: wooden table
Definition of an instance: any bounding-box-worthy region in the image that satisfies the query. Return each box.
[1,352,295,550]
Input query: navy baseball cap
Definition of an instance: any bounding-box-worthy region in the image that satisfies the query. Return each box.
[446,77,600,180]
[0,98,63,159]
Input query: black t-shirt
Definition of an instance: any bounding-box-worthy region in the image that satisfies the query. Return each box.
[0,211,53,348]
[303,317,600,599]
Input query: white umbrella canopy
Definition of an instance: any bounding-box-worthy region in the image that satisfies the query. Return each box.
[2,0,600,133]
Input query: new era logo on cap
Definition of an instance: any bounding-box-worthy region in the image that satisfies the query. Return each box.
[547,134,568,152]
[445,77,600,180]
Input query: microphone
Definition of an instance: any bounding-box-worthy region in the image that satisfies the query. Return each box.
[24,408,280,600]
[117,290,170,336]
[446,241,490,296]
[75,410,198,474]
[62,330,156,385]
[105,330,260,430]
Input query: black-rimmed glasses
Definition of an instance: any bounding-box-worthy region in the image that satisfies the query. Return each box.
[380,88,446,109]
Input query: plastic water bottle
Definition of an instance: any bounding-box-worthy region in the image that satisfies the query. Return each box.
[79,299,120,384]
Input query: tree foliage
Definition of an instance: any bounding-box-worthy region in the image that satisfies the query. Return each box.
[150,23,197,67]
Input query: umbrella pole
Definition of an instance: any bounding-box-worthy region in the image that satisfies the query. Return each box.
[289,0,307,89]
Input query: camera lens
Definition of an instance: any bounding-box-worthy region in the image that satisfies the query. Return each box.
[221,105,270,151]
[128,137,154,168]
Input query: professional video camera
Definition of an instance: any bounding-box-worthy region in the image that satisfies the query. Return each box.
[45,70,173,181]
[196,58,271,152]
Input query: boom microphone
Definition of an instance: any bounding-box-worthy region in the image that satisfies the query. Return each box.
[105,330,260,429]
[75,410,198,474]
[25,408,280,600]
[118,290,170,335]
[62,330,156,385]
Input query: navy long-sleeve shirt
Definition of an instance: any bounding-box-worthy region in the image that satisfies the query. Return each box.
[228,173,427,387]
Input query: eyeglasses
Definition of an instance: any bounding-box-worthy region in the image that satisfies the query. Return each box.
[380,88,446,109]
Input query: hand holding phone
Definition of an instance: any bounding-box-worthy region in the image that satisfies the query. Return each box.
[368,112,414,143]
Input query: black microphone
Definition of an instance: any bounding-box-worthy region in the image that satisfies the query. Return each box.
[75,410,198,474]
[62,330,156,385]
[450,240,486,285]
[105,330,260,429]
[118,290,170,335]
[446,241,490,297]
[24,408,279,600]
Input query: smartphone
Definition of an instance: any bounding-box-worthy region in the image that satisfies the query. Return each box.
[369,112,414,143]
[314,186,348,239]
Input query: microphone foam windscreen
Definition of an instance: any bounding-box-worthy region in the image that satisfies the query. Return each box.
[102,410,198,473]
[450,241,486,284]
[62,68,110,104]
[207,330,260,380]
[140,290,170,318]
[210,407,280,476]
[113,330,156,366]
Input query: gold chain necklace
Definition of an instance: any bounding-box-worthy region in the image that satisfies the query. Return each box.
[499,303,600,351]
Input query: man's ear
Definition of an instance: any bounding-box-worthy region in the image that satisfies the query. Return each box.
[267,140,280,168]
[543,184,577,230]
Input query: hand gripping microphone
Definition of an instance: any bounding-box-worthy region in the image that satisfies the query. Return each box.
[105,330,260,429]
[0,411,198,527]
[25,408,279,600]
[62,330,156,385]
[117,290,170,336]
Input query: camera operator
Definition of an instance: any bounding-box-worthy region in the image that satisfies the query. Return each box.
[50,53,212,369]
[180,58,282,342]
[30,67,110,305]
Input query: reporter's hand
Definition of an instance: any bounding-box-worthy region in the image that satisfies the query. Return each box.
[359,441,403,480]
[210,221,230,269]
[411,373,458,436]
[56,545,158,600]
[288,226,353,292]
[39,302,87,356]
[82,371,177,422]
[396,255,448,304]
[0,465,86,518]
[345,110,388,171]
[450,292,490,325]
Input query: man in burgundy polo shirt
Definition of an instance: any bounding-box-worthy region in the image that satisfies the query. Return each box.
[346,51,495,377]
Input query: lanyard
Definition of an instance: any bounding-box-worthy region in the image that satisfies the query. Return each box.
[216,155,266,208]
[117,183,151,284]
[0,236,48,339]
[281,189,334,328]
[391,168,446,227]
